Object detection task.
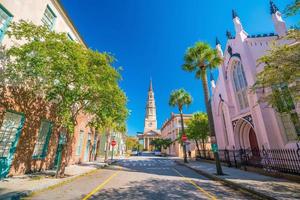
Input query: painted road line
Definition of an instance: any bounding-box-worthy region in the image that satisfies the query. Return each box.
[172,168,217,200]
[82,168,121,200]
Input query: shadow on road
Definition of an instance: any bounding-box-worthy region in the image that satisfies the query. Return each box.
[89,178,202,200]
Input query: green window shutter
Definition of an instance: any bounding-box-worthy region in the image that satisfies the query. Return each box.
[41,122,53,158]
[32,121,52,159]
[76,131,84,156]
[0,4,13,42]
[41,5,56,30]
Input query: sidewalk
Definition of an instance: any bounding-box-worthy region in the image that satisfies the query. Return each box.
[0,162,107,200]
[177,159,300,200]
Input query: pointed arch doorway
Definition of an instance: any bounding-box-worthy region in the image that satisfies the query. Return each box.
[249,127,260,157]
[234,118,260,158]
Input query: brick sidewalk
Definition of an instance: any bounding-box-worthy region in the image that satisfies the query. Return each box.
[178,160,300,200]
[0,162,107,200]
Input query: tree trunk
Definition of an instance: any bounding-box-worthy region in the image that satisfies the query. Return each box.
[200,67,223,175]
[104,131,110,163]
[179,110,188,163]
[201,138,206,158]
[195,139,201,157]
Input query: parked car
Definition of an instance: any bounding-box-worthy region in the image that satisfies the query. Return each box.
[154,150,162,156]
[130,150,138,156]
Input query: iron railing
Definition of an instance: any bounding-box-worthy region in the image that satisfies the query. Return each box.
[196,144,300,175]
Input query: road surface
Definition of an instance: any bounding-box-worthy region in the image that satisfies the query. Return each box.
[31,155,254,200]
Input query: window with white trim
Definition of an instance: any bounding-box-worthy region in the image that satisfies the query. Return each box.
[41,5,56,30]
[76,130,84,155]
[32,121,52,158]
[232,60,249,110]
[0,4,13,41]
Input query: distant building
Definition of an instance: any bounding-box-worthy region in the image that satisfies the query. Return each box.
[0,0,98,178]
[160,113,195,157]
[137,80,161,151]
[211,1,300,154]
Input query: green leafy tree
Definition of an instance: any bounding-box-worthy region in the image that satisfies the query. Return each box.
[126,137,140,151]
[284,0,300,18]
[150,138,172,151]
[0,21,128,173]
[182,41,223,174]
[253,30,300,109]
[253,1,300,139]
[150,138,162,150]
[169,89,192,163]
[161,138,173,150]
[186,112,209,156]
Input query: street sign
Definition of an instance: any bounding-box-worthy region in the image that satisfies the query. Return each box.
[181,134,187,142]
[111,140,117,147]
[211,143,218,153]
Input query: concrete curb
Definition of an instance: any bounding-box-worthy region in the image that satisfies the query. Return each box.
[175,160,277,200]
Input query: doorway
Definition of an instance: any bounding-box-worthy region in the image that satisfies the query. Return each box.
[249,128,260,157]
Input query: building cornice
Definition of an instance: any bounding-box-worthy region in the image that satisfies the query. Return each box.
[52,0,87,47]
[161,113,193,130]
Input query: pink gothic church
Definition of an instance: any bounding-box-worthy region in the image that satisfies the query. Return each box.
[211,1,299,152]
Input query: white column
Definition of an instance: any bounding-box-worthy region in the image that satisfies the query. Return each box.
[143,138,146,149]
[147,138,149,150]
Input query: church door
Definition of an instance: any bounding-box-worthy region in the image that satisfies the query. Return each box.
[249,128,260,157]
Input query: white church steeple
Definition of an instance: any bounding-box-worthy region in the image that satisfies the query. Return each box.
[144,79,157,132]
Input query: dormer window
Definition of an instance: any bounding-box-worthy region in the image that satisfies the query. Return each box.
[232,60,249,110]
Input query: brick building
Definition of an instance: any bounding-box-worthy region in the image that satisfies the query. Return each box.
[0,0,99,178]
[160,113,195,157]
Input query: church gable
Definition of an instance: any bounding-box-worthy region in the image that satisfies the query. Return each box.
[144,130,160,136]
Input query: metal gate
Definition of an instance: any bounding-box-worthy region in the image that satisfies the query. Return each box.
[0,111,25,178]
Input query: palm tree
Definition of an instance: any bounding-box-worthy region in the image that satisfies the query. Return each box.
[182,41,223,175]
[169,89,192,163]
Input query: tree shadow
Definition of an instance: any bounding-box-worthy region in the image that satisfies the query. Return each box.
[89,178,204,200]
[0,187,30,200]
[0,86,73,176]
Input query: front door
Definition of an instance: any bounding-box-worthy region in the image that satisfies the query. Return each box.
[249,128,260,157]
[0,112,25,178]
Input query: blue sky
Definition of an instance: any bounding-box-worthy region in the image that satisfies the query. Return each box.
[61,0,298,136]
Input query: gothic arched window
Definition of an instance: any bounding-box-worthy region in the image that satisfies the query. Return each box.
[232,60,249,110]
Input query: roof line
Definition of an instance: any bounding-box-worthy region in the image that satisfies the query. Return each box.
[53,0,87,47]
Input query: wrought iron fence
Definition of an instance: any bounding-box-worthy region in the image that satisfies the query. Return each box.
[196,144,300,175]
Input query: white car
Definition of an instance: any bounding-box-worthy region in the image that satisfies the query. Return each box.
[130,150,138,156]
[154,150,162,156]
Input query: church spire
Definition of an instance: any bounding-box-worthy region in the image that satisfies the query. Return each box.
[232,9,238,19]
[144,79,157,132]
[149,78,153,91]
[231,9,248,41]
[270,0,279,14]
[270,0,287,37]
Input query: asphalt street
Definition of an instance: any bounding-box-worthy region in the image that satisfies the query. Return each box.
[30,155,254,200]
